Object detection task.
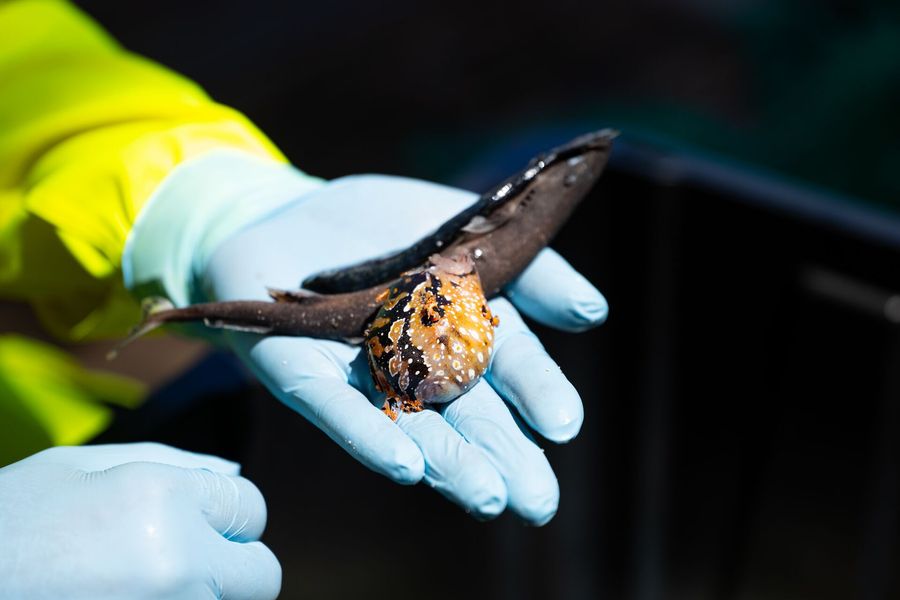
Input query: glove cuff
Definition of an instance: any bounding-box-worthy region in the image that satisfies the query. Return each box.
[123,149,323,306]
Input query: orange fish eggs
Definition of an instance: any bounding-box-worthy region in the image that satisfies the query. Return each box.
[364,257,499,419]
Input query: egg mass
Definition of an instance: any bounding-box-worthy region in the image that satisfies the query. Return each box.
[364,254,499,419]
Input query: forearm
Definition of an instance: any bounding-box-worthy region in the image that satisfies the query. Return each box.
[0,0,286,339]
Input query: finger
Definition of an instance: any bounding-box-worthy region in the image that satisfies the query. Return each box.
[54,443,241,475]
[487,299,584,443]
[184,468,269,542]
[286,376,426,485]
[231,334,425,485]
[505,248,608,332]
[441,380,559,526]
[210,540,282,600]
[396,409,507,519]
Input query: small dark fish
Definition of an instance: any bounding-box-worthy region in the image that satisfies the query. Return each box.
[115,129,617,415]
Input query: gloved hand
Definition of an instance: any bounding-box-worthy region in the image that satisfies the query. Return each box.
[0,443,280,600]
[125,150,608,525]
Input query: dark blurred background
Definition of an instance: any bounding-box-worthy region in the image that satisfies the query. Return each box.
[79,1,900,598]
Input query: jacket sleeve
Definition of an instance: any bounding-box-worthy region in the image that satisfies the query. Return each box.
[0,0,287,340]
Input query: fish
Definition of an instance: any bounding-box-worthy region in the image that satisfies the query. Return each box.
[114,129,617,416]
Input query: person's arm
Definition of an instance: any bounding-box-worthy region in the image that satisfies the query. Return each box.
[0,0,286,340]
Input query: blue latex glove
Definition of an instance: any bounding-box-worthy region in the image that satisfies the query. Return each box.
[0,443,280,599]
[126,151,608,525]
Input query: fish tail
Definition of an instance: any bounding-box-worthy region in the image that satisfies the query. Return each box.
[106,297,175,360]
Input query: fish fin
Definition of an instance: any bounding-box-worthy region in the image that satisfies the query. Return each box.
[428,253,476,275]
[382,405,398,421]
[461,215,501,234]
[267,287,319,303]
[200,318,274,335]
[107,297,175,360]
[460,199,519,234]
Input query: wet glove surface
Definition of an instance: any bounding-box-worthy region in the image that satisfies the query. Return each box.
[0,443,280,600]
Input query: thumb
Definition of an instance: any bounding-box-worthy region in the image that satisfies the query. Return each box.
[182,467,269,542]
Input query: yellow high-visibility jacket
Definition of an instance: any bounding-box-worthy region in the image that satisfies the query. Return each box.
[0,0,284,463]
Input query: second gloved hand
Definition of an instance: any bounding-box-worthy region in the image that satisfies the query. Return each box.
[125,150,608,525]
[0,443,280,600]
